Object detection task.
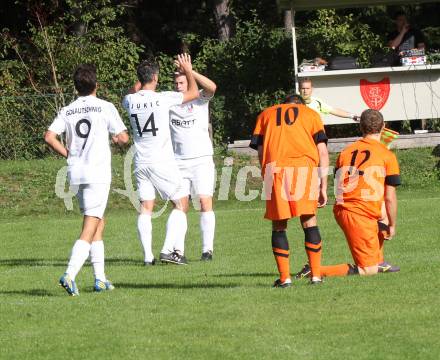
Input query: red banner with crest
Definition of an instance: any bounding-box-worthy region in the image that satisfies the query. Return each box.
[360,77,390,110]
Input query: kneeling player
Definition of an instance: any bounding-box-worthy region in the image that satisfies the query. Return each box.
[45,64,129,296]
[250,95,329,287]
[297,109,401,278]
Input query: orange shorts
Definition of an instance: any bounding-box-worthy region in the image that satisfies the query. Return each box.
[264,157,319,220]
[333,206,380,268]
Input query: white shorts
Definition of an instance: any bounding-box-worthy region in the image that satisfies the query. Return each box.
[76,184,110,219]
[177,156,216,197]
[135,162,186,201]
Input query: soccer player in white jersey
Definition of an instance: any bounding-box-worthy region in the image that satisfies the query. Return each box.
[123,54,199,265]
[170,64,217,261]
[44,64,129,296]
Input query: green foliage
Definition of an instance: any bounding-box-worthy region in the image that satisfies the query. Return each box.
[297,9,386,67]
[184,13,294,143]
[0,0,143,159]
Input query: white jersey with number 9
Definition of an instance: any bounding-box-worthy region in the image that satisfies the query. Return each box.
[123,90,184,168]
[48,95,127,185]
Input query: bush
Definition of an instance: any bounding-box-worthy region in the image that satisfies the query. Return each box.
[0,0,143,159]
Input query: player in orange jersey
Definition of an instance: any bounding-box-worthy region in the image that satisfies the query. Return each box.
[250,94,329,287]
[296,109,401,278]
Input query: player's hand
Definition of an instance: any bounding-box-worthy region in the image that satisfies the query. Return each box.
[385,225,396,240]
[402,24,410,34]
[174,59,182,72]
[177,53,193,74]
[318,189,328,208]
[385,226,396,240]
[111,135,119,144]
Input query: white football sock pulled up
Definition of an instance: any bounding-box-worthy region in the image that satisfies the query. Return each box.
[200,211,215,253]
[161,209,187,255]
[65,239,91,281]
[137,213,154,262]
[90,240,106,282]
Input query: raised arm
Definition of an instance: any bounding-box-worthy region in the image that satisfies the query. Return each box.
[177,54,199,103]
[192,70,217,97]
[44,130,68,158]
[388,24,409,49]
[330,108,359,122]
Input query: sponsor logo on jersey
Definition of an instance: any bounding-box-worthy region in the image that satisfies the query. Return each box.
[171,118,196,128]
[66,106,102,116]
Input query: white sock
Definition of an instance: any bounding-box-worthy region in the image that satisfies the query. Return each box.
[65,239,91,281]
[200,211,215,253]
[137,214,154,262]
[161,209,187,255]
[90,240,106,282]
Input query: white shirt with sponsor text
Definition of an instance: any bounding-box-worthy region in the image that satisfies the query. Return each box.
[48,95,127,185]
[123,90,184,167]
[169,90,213,160]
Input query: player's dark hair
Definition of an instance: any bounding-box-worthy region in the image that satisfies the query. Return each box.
[283,94,305,105]
[394,11,407,20]
[137,58,160,85]
[360,109,384,135]
[73,64,97,96]
[299,77,313,87]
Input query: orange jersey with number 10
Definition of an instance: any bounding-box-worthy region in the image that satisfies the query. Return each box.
[250,104,328,220]
[334,137,401,219]
[250,104,327,170]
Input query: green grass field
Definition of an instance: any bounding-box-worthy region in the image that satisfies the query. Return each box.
[1,148,439,359]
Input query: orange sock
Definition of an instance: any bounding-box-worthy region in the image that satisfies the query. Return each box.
[321,264,358,277]
[304,226,322,278]
[272,231,290,282]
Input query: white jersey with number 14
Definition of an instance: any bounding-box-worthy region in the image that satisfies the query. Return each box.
[123,90,184,167]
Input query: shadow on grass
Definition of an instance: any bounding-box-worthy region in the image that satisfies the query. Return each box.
[0,258,66,267]
[0,258,145,267]
[115,282,241,290]
[212,272,275,278]
[0,289,56,297]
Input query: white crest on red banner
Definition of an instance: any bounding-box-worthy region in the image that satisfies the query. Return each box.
[360,77,390,110]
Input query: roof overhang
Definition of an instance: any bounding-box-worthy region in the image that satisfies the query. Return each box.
[277,0,439,11]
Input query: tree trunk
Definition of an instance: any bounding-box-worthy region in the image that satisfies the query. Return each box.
[284,10,292,33]
[212,0,234,41]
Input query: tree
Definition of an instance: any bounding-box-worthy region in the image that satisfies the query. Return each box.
[0,0,143,159]
[212,0,234,41]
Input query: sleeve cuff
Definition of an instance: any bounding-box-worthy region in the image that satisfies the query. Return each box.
[385,174,401,186]
[249,134,263,150]
[313,130,328,145]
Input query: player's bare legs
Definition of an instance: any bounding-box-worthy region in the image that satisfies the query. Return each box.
[300,214,322,283]
[79,215,101,243]
[92,218,106,241]
[137,200,155,265]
